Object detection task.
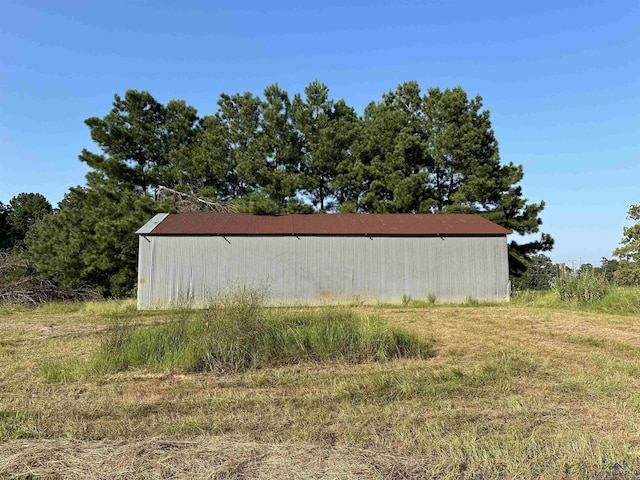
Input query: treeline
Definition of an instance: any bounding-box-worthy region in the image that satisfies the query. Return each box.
[0,193,53,250]
[512,255,622,291]
[3,80,554,298]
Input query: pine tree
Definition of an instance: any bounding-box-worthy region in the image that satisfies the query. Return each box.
[613,203,640,285]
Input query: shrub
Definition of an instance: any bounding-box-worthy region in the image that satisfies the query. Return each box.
[553,270,610,304]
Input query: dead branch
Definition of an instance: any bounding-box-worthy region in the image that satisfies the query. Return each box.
[155,186,237,213]
[0,254,101,307]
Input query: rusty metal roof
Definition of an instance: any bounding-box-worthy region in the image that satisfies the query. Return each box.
[141,213,511,236]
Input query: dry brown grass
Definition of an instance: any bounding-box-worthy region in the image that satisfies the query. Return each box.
[2,301,640,479]
[0,437,430,479]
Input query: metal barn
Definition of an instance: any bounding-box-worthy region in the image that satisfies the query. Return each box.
[136,213,511,309]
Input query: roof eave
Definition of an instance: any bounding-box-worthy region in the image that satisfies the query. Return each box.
[136,213,170,235]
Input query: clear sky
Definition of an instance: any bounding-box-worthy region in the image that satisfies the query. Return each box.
[1,0,638,266]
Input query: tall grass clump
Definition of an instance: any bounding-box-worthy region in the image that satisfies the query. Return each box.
[90,309,206,374]
[597,286,640,315]
[512,282,640,315]
[81,288,431,376]
[256,308,431,368]
[553,270,610,304]
[199,287,270,372]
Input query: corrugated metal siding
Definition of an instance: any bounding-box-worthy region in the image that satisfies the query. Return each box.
[137,235,510,309]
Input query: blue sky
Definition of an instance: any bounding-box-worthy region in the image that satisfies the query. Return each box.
[1,0,638,266]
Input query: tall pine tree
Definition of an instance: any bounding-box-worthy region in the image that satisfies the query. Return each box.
[348,81,552,274]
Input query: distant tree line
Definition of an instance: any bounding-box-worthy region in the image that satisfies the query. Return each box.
[511,255,622,291]
[3,81,561,297]
[0,193,52,250]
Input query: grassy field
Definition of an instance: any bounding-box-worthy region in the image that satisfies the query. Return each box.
[1,294,640,479]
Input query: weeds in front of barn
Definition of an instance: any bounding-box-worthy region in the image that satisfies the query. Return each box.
[512,283,640,315]
[40,289,430,381]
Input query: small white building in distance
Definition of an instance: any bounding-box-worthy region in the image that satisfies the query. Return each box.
[136,212,511,309]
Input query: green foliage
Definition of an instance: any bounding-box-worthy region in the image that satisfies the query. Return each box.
[511,254,559,291]
[0,252,32,286]
[213,84,307,213]
[182,114,234,200]
[75,291,431,376]
[27,80,552,295]
[349,82,552,274]
[613,203,640,286]
[79,83,549,239]
[0,202,10,250]
[512,284,640,316]
[553,270,610,304]
[25,186,166,297]
[615,260,640,287]
[93,313,201,373]
[80,90,200,192]
[599,257,619,283]
[259,84,304,208]
[350,81,431,213]
[293,81,361,211]
[427,85,553,274]
[1,193,53,250]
